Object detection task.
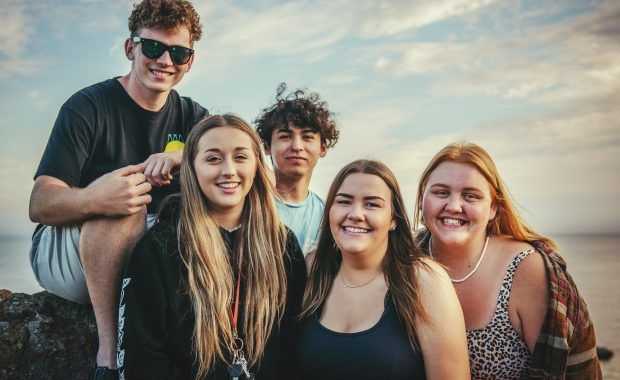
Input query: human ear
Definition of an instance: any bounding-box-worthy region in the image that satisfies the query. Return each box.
[185,54,195,72]
[263,142,271,156]
[124,38,135,60]
[489,202,498,221]
[389,219,396,231]
[319,142,327,158]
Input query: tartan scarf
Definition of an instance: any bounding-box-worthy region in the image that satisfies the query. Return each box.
[528,242,601,379]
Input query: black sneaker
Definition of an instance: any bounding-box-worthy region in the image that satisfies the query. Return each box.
[88,366,119,380]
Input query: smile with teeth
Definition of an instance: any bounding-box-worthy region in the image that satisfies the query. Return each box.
[440,217,466,226]
[151,69,173,77]
[217,182,240,189]
[342,226,370,234]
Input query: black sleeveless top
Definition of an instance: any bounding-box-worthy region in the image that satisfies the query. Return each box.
[295,292,426,380]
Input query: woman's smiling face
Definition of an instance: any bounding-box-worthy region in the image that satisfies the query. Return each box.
[329,173,395,258]
[193,126,257,220]
[421,161,496,248]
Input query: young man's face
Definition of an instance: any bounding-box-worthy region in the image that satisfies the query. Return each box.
[268,123,327,179]
[125,26,194,96]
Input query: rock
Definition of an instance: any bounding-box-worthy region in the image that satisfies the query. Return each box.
[0,289,97,380]
[597,346,614,361]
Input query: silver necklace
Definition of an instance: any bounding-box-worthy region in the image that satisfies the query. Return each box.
[429,236,490,283]
[340,268,382,288]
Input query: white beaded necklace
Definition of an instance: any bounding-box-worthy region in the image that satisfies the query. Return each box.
[429,236,490,283]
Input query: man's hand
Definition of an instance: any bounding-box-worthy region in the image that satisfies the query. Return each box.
[86,164,152,216]
[142,151,183,187]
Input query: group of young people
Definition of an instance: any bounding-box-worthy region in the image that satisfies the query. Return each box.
[28,0,602,379]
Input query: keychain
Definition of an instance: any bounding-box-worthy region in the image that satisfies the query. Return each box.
[228,332,254,379]
[228,248,254,379]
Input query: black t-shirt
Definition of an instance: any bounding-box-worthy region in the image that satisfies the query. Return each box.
[118,198,307,379]
[35,78,208,213]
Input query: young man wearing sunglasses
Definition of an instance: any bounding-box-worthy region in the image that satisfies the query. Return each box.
[28,1,207,379]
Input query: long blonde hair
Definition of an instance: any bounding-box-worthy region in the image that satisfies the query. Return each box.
[178,114,288,377]
[413,142,557,250]
[300,160,430,349]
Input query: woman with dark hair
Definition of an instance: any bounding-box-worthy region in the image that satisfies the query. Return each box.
[117,114,306,379]
[414,142,601,379]
[296,159,470,380]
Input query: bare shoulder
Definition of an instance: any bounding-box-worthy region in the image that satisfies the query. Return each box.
[496,235,536,258]
[510,245,549,351]
[504,235,547,296]
[414,258,453,295]
[513,249,547,290]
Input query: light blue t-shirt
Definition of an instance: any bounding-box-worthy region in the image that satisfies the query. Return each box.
[276,191,324,256]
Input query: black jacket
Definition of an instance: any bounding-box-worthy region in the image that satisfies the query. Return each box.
[117,199,307,379]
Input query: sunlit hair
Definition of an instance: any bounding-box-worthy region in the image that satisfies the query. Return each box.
[413,142,557,250]
[178,114,287,377]
[128,0,203,43]
[300,159,430,349]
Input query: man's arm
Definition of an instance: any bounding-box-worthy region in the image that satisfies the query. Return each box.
[29,164,152,226]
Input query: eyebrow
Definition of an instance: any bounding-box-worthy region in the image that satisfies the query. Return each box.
[203,147,251,153]
[430,183,484,192]
[275,126,315,133]
[335,193,386,201]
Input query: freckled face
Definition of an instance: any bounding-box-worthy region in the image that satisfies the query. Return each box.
[421,161,496,248]
[193,127,257,220]
[329,173,395,258]
[268,124,326,178]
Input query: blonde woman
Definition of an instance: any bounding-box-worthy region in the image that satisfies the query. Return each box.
[414,142,601,379]
[297,160,470,380]
[117,114,306,379]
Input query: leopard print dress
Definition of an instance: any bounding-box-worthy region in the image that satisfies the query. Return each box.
[467,249,534,380]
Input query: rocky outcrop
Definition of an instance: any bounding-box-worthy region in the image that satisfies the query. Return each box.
[0,290,97,380]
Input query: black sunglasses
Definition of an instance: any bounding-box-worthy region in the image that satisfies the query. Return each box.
[132,36,194,65]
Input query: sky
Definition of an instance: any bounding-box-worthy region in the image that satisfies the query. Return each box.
[0,0,619,237]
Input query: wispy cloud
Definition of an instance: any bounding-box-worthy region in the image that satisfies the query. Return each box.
[374,1,620,108]
[0,3,40,79]
[357,0,501,37]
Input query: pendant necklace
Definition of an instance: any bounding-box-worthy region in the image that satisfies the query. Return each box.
[340,268,382,288]
[428,236,490,283]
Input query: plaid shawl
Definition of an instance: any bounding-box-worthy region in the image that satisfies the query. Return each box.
[529,243,602,379]
[414,231,602,379]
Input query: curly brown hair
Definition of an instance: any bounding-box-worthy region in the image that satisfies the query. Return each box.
[128,0,203,43]
[255,83,340,149]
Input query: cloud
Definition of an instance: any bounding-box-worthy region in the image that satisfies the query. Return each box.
[0,3,32,58]
[357,0,501,37]
[193,0,508,79]
[373,1,620,109]
[0,3,40,79]
[192,0,352,78]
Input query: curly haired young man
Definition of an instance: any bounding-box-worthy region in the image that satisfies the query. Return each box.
[255,83,340,255]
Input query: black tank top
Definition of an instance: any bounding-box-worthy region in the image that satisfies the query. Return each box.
[295,292,426,380]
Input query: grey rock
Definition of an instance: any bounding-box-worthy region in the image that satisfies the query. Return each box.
[0,289,97,380]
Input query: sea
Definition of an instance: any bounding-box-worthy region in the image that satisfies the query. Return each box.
[1,233,618,378]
